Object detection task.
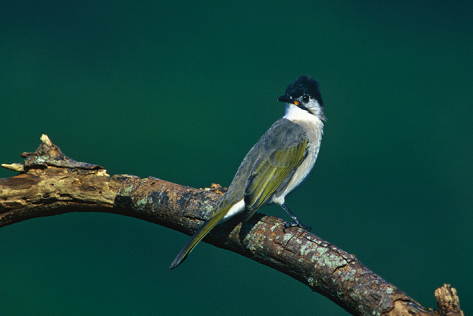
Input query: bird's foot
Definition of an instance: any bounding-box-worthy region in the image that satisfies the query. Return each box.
[283,221,312,232]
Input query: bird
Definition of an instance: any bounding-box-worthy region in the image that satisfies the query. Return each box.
[169,75,325,269]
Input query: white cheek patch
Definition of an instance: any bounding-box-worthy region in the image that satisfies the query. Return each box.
[284,104,308,120]
[283,100,323,121]
[284,103,323,125]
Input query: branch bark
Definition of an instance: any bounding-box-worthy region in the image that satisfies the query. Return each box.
[0,135,464,316]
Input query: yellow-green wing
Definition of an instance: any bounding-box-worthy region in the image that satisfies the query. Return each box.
[243,136,308,220]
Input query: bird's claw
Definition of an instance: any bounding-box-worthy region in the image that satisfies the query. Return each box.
[283,221,312,232]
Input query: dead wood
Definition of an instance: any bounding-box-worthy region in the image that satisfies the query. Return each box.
[0,135,464,316]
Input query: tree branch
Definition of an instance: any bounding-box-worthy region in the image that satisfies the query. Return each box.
[0,135,464,316]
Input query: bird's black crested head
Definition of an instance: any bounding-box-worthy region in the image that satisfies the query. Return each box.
[285,75,323,108]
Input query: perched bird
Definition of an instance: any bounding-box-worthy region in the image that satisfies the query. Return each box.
[170,75,325,269]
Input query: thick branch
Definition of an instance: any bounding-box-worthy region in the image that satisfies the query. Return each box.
[0,135,464,316]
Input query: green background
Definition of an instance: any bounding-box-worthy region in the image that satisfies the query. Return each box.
[1,1,471,315]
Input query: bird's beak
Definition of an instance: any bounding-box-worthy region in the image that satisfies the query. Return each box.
[277,95,294,104]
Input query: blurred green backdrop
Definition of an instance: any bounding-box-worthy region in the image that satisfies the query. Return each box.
[1,1,471,315]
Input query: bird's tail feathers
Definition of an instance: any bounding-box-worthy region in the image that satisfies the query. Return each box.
[169,207,228,269]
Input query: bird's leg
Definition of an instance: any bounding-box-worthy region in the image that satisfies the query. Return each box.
[280,204,312,232]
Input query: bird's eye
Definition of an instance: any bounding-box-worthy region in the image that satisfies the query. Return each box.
[302,94,310,103]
